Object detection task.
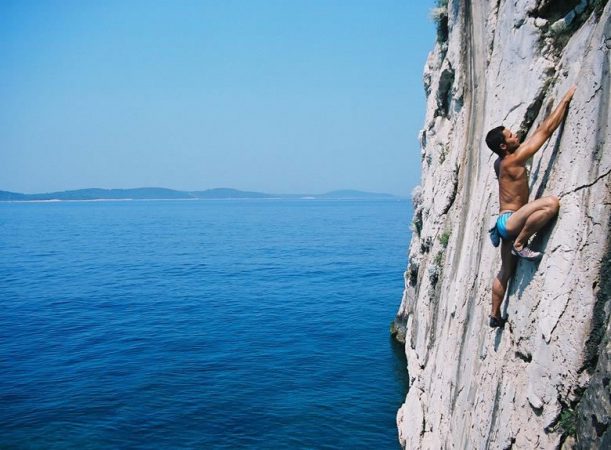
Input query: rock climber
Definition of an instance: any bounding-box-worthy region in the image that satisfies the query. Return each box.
[485,85,576,328]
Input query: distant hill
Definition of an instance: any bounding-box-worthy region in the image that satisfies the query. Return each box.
[0,188,193,201]
[0,190,28,201]
[0,187,401,201]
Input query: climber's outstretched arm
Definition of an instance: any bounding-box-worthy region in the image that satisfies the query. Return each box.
[514,85,576,164]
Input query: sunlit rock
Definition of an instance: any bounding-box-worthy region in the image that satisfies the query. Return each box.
[393,1,610,448]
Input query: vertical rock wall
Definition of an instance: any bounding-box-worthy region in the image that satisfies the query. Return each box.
[393,1,610,448]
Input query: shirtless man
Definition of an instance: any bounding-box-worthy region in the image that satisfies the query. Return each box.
[485,85,576,327]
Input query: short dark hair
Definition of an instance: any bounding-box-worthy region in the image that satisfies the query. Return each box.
[485,126,506,156]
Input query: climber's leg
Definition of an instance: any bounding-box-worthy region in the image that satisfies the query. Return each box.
[504,196,560,256]
[490,239,516,326]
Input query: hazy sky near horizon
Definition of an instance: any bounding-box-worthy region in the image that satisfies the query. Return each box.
[1,0,435,196]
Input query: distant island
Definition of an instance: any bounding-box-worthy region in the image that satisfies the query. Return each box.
[0,187,402,202]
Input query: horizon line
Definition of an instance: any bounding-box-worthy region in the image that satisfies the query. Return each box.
[1,186,407,197]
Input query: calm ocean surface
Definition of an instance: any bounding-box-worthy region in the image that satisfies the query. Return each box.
[1,199,411,449]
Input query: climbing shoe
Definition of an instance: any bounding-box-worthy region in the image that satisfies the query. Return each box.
[511,245,542,261]
[489,315,506,328]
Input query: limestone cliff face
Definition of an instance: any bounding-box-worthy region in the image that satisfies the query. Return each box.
[392,1,610,448]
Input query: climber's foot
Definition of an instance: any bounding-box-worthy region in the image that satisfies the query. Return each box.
[489,315,506,328]
[511,245,542,261]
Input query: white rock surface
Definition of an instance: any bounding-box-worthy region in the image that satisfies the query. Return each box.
[393,1,611,448]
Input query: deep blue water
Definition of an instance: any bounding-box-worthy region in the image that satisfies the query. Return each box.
[1,199,411,449]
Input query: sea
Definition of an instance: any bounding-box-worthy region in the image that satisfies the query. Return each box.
[1,198,412,449]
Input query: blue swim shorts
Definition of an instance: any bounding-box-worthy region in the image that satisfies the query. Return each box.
[496,211,514,240]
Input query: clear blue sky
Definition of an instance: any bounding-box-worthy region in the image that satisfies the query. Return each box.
[0,0,435,196]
